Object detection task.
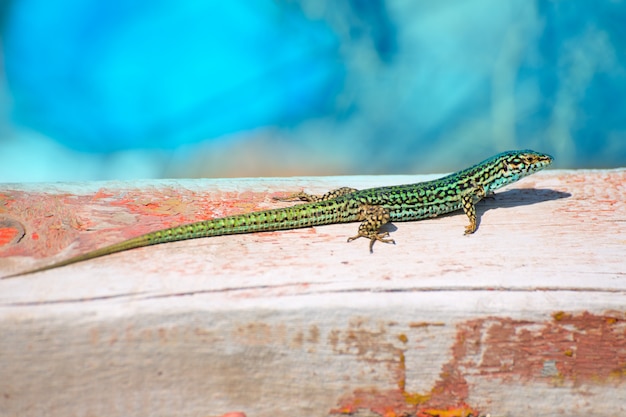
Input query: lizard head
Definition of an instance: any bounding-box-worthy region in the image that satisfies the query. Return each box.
[482,149,553,192]
[500,149,553,177]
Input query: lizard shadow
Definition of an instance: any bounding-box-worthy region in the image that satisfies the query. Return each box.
[474,188,571,231]
[478,187,571,209]
[379,188,571,234]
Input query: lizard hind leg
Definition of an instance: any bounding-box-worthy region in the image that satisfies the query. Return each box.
[274,187,358,202]
[347,205,395,253]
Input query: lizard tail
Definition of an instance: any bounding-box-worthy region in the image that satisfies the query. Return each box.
[1,234,153,279]
[2,201,350,279]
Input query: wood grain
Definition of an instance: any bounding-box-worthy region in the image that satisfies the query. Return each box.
[0,169,624,417]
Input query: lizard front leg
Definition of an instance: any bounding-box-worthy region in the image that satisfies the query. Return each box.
[347,204,394,252]
[274,187,358,202]
[461,187,487,234]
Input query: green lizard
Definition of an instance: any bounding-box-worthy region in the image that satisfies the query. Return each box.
[2,149,552,278]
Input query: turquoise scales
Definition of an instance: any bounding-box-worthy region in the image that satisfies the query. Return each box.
[2,149,553,278]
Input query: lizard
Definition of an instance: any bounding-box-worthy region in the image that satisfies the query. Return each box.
[1,149,553,278]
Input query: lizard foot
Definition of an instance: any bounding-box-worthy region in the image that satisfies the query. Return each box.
[273,187,358,203]
[273,191,313,202]
[464,223,477,234]
[347,231,395,253]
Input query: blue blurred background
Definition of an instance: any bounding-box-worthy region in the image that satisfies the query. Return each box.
[0,0,625,182]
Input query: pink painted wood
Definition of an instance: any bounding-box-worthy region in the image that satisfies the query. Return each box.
[0,170,624,417]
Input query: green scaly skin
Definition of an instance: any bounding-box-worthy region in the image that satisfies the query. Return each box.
[2,150,553,278]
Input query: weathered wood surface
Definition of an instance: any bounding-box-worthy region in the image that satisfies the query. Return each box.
[0,169,624,417]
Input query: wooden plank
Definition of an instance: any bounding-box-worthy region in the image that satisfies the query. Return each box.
[0,170,624,417]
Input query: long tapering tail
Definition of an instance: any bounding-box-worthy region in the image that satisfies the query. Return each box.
[2,199,352,279]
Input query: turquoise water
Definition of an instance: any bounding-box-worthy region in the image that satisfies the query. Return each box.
[0,0,624,181]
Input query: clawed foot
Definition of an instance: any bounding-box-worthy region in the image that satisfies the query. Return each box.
[464,222,477,235]
[273,192,315,202]
[347,231,395,253]
[274,187,358,203]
